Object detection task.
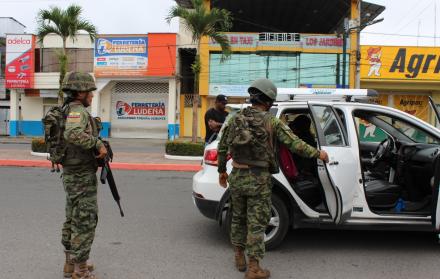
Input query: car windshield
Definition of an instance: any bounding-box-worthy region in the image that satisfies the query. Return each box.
[377,115,440,144]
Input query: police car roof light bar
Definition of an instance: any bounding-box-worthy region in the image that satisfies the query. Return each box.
[276,88,378,102]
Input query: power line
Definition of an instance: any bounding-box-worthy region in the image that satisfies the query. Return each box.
[362,31,440,39]
[395,0,435,35]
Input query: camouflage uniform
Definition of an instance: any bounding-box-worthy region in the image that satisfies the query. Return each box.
[218,107,319,260]
[62,101,103,264]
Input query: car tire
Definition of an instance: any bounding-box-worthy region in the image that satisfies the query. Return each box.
[224,194,289,251]
[265,194,289,250]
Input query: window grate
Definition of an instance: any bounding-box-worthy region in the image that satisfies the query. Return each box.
[114,82,168,94]
[184,94,201,108]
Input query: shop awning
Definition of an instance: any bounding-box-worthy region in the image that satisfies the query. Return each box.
[175,0,385,33]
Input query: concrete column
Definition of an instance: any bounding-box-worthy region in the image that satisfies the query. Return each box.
[168,78,179,140]
[350,0,360,88]
[9,89,20,137]
[91,88,101,117]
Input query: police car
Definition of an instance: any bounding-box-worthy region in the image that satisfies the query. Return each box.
[192,88,440,249]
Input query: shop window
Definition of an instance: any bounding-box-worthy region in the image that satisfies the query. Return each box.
[209,52,349,90]
[209,52,298,89]
[300,53,349,88]
[40,48,93,72]
[184,94,201,108]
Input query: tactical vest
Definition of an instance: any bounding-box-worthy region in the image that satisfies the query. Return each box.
[227,107,279,173]
[62,104,100,172]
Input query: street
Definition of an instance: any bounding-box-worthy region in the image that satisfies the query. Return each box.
[1,167,440,279]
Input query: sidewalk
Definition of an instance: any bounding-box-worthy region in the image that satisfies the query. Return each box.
[0,137,202,172]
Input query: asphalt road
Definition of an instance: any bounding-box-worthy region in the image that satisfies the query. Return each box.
[1,167,440,279]
[0,138,167,153]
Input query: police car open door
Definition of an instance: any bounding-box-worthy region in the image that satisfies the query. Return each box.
[429,96,440,231]
[308,102,359,224]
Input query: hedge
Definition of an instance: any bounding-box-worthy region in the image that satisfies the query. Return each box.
[31,137,47,153]
[165,141,204,156]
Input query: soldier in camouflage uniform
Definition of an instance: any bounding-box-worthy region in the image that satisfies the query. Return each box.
[217,78,329,279]
[61,72,107,279]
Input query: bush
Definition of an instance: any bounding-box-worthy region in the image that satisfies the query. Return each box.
[166,141,204,156]
[31,137,47,153]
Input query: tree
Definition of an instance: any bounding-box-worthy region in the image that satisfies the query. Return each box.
[167,0,232,142]
[37,4,97,104]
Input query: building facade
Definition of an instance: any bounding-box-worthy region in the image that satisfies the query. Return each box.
[177,0,384,138]
[5,33,179,139]
[0,17,26,135]
[360,45,440,127]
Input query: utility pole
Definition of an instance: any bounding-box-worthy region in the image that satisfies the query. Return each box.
[435,2,437,46]
[342,17,384,89]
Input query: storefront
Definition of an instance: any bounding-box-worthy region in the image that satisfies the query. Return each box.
[93,33,178,139]
[360,45,440,129]
[110,81,168,138]
[180,32,355,138]
[6,33,179,139]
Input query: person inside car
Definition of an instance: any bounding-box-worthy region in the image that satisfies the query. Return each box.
[289,115,317,178]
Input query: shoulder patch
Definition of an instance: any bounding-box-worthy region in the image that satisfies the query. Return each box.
[67,112,81,123]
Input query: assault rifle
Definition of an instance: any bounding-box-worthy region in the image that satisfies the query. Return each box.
[97,140,124,217]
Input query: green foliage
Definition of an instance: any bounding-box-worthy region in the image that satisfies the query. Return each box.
[36,4,97,44]
[166,0,232,61]
[31,137,47,153]
[166,0,233,143]
[36,4,97,104]
[166,141,204,156]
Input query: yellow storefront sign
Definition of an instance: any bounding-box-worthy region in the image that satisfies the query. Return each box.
[371,94,388,106]
[361,46,440,81]
[393,95,429,121]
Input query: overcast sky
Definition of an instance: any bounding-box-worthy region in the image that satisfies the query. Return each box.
[0,0,439,47]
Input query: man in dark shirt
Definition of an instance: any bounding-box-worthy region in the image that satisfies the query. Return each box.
[204,94,229,143]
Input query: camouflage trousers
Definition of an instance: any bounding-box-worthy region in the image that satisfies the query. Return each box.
[61,171,98,263]
[228,167,272,260]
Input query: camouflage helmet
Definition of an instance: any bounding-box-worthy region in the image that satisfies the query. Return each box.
[62,72,97,93]
[248,78,277,101]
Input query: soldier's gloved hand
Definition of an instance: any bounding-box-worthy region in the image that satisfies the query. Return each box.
[318,150,329,163]
[96,145,108,159]
[219,172,228,188]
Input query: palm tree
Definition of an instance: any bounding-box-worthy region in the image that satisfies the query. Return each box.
[36,4,97,104]
[167,0,232,143]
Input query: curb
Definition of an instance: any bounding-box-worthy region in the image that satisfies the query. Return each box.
[0,159,202,172]
[164,154,203,161]
[30,151,50,158]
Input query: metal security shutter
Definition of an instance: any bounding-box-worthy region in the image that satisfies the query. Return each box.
[111,82,168,138]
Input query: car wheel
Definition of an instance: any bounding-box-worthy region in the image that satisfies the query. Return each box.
[224,194,289,251]
[265,194,289,250]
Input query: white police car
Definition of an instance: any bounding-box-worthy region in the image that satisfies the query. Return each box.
[193,88,440,249]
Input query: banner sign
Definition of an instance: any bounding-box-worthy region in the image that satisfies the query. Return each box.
[209,33,258,48]
[361,46,440,81]
[94,35,148,77]
[302,35,345,49]
[115,100,166,120]
[393,95,429,121]
[5,34,35,89]
[371,94,388,106]
[209,84,249,96]
[209,33,347,50]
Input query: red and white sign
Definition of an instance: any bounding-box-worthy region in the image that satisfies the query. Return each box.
[5,34,35,89]
[302,35,348,49]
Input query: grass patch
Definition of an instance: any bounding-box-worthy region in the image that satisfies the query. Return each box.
[165,141,204,156]
[31,137,47,153]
